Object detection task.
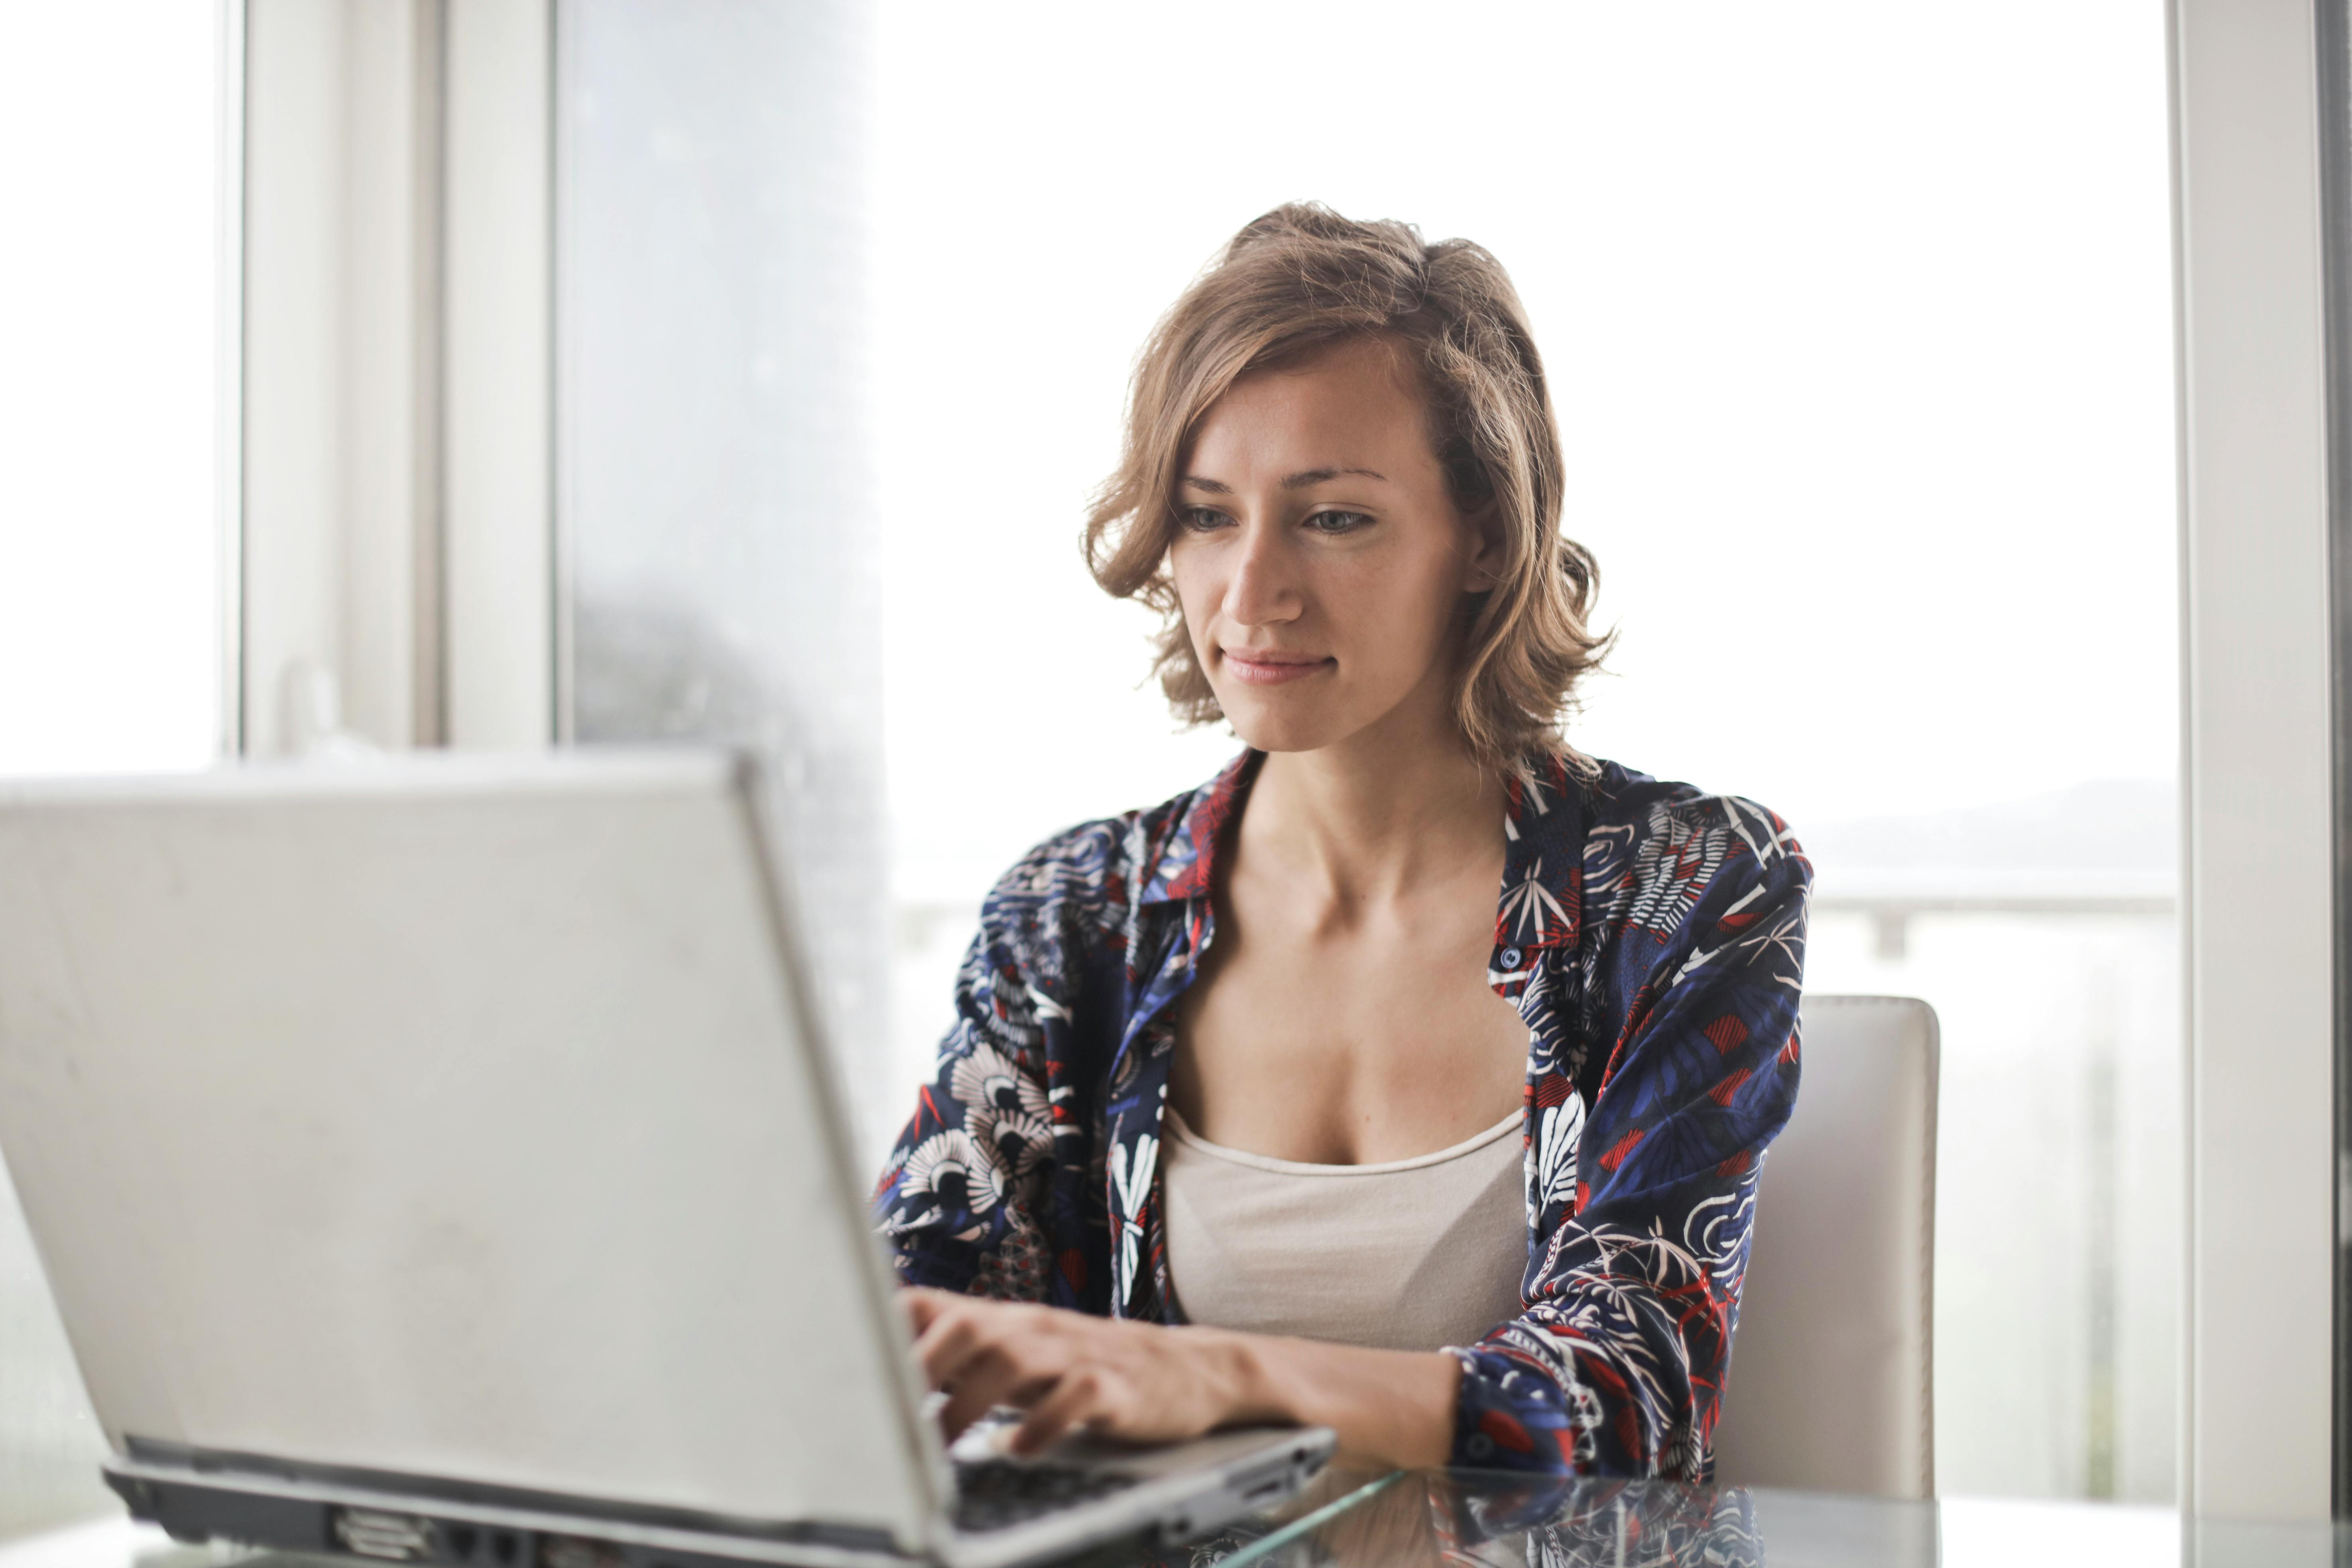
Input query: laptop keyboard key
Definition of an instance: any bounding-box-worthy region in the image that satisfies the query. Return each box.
[950,1460,1140,1533]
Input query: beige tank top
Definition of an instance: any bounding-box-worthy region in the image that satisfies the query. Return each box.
[1160,1104,1528,1353]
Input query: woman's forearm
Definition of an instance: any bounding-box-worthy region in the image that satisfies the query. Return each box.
[1211,1328,1461,1469]
[905,1290,1465,1462]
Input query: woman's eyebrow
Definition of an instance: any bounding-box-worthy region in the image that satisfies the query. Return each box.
[1177,467,1388,494]
[1281,466,1388,488]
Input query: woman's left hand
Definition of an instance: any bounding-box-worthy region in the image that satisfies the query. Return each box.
[903,1288,1269,1455]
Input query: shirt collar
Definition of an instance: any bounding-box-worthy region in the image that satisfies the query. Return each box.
[1141,749,1261,905]
[1139,748,1587,952]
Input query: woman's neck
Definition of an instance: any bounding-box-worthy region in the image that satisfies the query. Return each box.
[1243,715,1506,909]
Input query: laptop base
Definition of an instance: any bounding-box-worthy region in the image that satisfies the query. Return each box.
[106,1425,1335,1568]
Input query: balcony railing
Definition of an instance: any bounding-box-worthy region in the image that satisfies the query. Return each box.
[1810,871,2176,958]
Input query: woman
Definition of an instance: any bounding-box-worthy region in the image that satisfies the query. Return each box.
[874,204,1809,1480]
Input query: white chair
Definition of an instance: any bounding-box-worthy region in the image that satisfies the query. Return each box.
[1710,994,1939,1499]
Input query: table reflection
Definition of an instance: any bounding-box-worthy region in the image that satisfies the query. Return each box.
[1155,1470,1793,1568]
[1150,1468,2352,1568]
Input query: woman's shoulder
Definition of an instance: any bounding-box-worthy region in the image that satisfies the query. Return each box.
[1571,755,1811,902]
[1578,756,1797,833]
[976,766,1230,929]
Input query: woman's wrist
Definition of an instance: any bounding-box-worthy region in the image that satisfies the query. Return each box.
[1184,1325,1461,1469]
[1179,1325,1298,1428]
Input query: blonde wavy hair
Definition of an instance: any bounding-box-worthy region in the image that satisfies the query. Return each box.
[1083,203,1609,775]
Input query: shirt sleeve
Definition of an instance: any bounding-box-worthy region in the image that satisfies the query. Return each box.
[1445,820,1810,1478]
[871,883,1087,1306]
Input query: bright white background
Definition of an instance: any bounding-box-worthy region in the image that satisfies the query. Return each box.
[872,1,2177,905]
[0,0,223,1540]
[870,0,2179,1503]
[0,2,223,779]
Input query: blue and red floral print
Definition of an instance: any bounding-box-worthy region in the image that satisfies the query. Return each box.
[874,749,1810,1479]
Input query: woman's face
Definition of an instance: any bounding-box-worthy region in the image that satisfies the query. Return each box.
[1169,336,1499,759]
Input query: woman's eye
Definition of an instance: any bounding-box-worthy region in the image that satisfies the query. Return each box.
[1306,510,1374,534]
[1178,506,1233,533]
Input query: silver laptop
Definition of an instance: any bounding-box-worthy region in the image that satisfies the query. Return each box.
[0,750,1332,1568]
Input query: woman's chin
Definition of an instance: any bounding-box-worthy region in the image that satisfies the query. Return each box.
[1219,703,1356,758]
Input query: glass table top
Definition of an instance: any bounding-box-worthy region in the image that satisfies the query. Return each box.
[2,1467,2338,1568]
[1137,1469,2002,1568]
[1135,1468,2350,1568]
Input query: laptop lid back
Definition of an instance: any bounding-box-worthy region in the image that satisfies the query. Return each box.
[0,751,940,1548]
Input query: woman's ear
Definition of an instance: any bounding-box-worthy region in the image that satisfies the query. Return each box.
[1459,500,1507,592]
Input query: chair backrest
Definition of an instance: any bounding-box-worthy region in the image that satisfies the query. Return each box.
[1710,994,1939,1499]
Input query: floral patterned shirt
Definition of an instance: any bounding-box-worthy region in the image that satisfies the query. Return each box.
[873,749,1810,1479]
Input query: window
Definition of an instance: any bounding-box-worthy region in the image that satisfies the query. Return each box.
[0,0,228,1539]
[0,0,2213,1529]
[565,0,2175,1503]
[867,2,2178,1501]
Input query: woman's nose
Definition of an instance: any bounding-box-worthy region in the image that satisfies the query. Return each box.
[1223,519,1301,627]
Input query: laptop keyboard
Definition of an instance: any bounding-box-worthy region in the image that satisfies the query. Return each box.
[950,1459,1141,1533]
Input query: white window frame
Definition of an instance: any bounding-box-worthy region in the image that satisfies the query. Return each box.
[236,0,551,757]
[2171,0,2339,1524]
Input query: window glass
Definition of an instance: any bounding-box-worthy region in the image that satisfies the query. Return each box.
[0,0,225,1539]
[869,1,2178,1503]
[559,1,887,1132]
[565,0,2176,1502]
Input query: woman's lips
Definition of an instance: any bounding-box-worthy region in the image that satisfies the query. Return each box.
[1222,650,1333,687]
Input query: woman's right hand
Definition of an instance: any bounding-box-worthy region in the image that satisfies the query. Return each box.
[903,1288,1264,1454]
[900,1287,1462,1467]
